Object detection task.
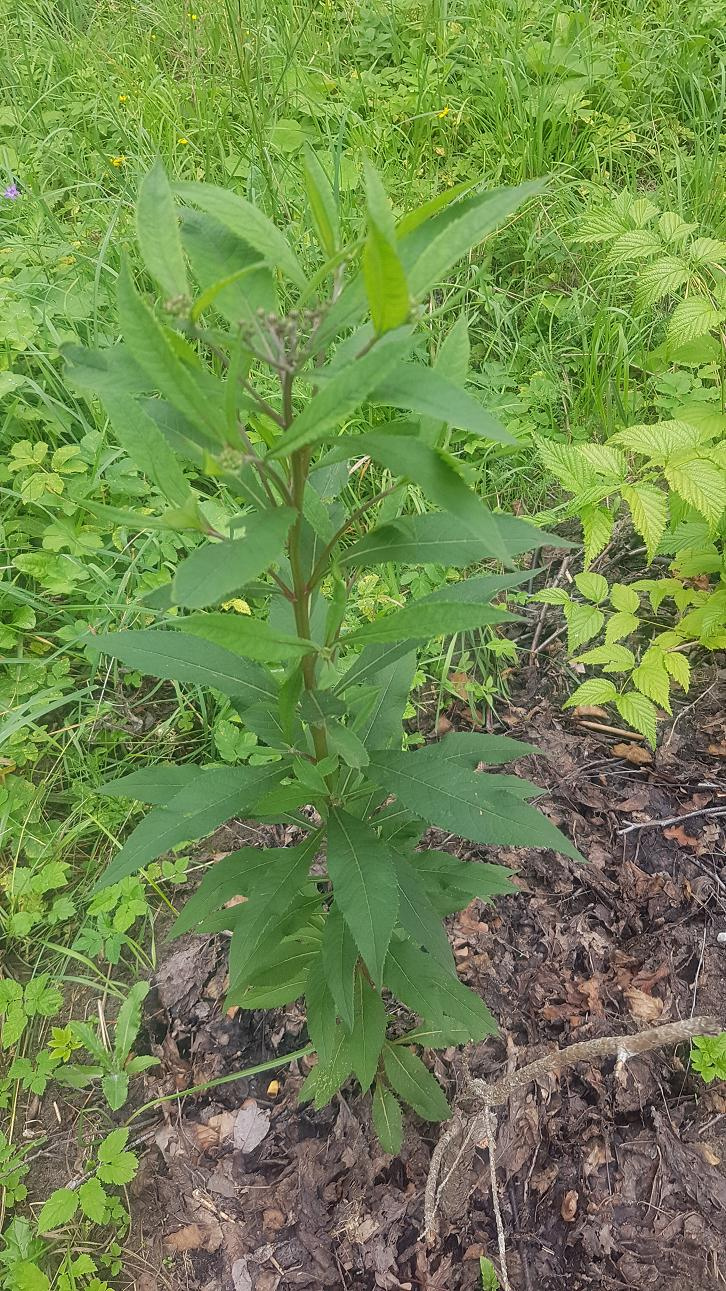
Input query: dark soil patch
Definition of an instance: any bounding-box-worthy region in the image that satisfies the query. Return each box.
[26,667,726,1290]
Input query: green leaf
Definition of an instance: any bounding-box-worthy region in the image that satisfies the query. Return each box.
[372,1080,403,1153]
[305,952,338,1062]
[327,719,370,768]
[270,328,414,457]
[604,611,639,644]
[372,365,513,444]
[413,852,516,913]
[668,296,724,346]
[117,261,224,442]
[7,1264,49,1291]
[382,1043,450,1121]
[610,583,640,613]
[336,641,416,693]
[350,973,387,1093]
[620,484,666,563]
[366,750,581,859]
[137,159,189,299]
[303,146,339,257]
[172,840,317,936]
[563,602,605,652]
[321,905,358,1031]
[78,1176,110,1224]
[113,982,149,1061]
[24,975,62,1018]
[363,159,410,335]
[635,255,690,306]
[226,844,318,992]
[615,691,659,746]
[101,393,195,510]
[341,511,561,569]
[575,644,635,672]
[530,587,571,605]
[94,630,277,703]
[101,1072,130,1111]
[613,419,703,461]
[181,208,276,326]
[632,649,672,712]
[663,650,690,691]
[331,431,519,563]
[574,572,609,604]
[178,612,313,663]
[327,810,399,986]
[37,1187,79,1233]
[175,181,307,286]
[581,505,614,567]
[97,763,284,888]
[233,939,318,1008]
[171,508,294,609]
[405,180,543,299]
[664,459,726,527]
[100,764,199,804]
[426,731,537,767]
[354,650,417,752]
[563,678,618,708]
[299,1024,353,1109]
[392,854,455,970]
[344,598,511,645]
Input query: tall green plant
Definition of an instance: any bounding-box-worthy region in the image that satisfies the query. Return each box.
[63,158,577,1140]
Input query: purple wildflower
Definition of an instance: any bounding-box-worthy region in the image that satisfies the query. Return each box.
[3,184,19,200]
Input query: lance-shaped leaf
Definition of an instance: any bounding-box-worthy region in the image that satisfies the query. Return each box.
[366,750,581,859]
[382,1043,450,1121]
[341,511,562,568]
[372,364,512,443]
[171,508,294,609]
[350,972,387,1093]
[96,762,286,889]
[372,1080,403,1153]
[180,208,276,325]
[327,810,399,986]
[93,630,277,705]
[137,158,189,300]
[362,159,410,335]
[99,764,200,805]
[178,612,314,664]
[321,904,358,1031]
[392,854,455,970]
[175,181,307,287]
[117,261,225,442]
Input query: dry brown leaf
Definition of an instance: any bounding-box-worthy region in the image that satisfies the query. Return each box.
[612,742,653,766]
[531,1163,558,1195]
[571,705,610,719]
[164,1220,223,1253]
[231,1258,253,1291]
[696,1142,721,1167]
[262,1207,286,1234]
[624,986,664,1022]
[561,1189,579,1222]
[663,824,703,854]
[234,1098,271,1152]
[436,713,453,735]
[707,742,726,757]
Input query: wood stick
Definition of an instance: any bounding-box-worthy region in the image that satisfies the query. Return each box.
[618,805,726,836]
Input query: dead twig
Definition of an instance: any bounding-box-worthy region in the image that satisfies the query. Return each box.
[423,1015,720,1242]
[618,805,726,836]
[576,721,647,741]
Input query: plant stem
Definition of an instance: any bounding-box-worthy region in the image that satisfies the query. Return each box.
[283,364,329,765]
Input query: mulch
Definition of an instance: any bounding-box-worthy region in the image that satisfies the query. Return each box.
[26,661,726,1291]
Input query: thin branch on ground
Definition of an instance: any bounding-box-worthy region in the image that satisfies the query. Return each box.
[618,806,726,835]
[423,1015,720,1242]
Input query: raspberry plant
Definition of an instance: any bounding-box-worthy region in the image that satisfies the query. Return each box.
[64,158,578,1138]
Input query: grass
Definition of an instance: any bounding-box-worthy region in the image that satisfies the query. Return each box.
[0,0,724,1278]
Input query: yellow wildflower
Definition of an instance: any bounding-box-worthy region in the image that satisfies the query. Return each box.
[110,155,127,167]
[190,11,198,18]
[118,93,129,103]
[437,105,450,119]
[178,136,189,145]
